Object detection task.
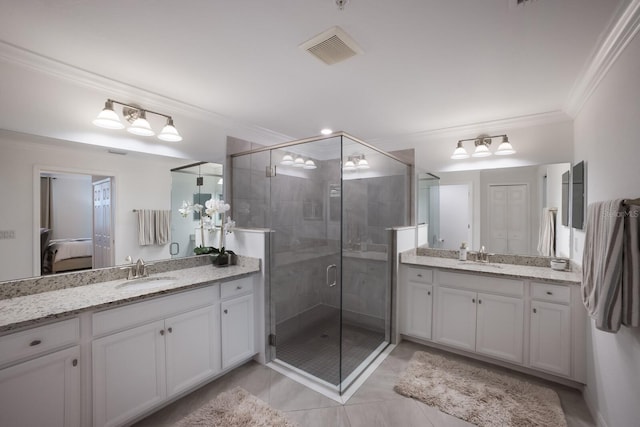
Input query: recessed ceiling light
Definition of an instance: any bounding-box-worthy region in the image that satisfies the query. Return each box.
[321,128,333,135]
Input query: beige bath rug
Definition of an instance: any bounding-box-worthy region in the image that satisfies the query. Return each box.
[176,387,297,427]
[394,351,567,427]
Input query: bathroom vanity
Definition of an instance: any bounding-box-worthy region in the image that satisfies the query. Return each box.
[398,251,585,385]
[0,258,260,427]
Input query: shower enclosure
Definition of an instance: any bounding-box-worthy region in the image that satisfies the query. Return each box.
[230,133,410,395]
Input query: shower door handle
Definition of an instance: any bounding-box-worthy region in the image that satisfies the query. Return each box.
[326,264,337,287]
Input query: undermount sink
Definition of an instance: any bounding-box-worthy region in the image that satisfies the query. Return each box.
[116,276,177,291]
[458,262,502,269]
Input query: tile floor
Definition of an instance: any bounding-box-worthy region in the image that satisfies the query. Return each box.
[134,340,595,427]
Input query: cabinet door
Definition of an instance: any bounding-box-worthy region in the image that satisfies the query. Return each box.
[93,320,166,427]
[403,281,433,340]
[221,294,255,369]
[165,305,220,397]
[435,287,477,351]
[0,346,80,427]
[476,293,524,363]
[530,300,571,376]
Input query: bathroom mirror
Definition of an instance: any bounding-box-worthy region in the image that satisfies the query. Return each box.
[418,163,572,258]
[0,133,223,283]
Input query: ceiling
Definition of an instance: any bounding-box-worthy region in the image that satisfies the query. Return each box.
[0,0,625,160]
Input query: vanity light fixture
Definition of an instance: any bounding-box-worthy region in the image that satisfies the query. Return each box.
[93,99,182,142]
[343,154,369,171]
[450,141,470,159]
[280,154,294,165]
[495,135,516,155]
[451,134,515,159]
[472,138,492,158]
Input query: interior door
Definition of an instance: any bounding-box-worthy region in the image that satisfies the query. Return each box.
[93,178,113,269]
[488,184,528,254]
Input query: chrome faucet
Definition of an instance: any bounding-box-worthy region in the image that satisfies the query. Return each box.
[135,258,147,278]
[478,246,488,263]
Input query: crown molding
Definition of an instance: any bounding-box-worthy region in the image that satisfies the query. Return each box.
[0,40,293,144]
[564,0,640,117]
[369,110,571,148]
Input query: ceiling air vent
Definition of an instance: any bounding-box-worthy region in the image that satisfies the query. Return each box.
[300,26,363,65]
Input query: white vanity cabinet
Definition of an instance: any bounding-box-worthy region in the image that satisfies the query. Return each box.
[401,267,434,340]
[529,282,571,376]
[435,286,524,363]
[220,277,255,369]
[92,286,220,427]
[0,318,81,427]
[400,264,585,384]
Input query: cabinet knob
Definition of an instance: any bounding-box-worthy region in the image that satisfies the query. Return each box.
[472,298,476,303]
[417,274,423,277]
[533,308,537,313]
[224,309,228,314]
[546,291,553,295]
[427,291,431,296]
[478,300,482,304]
[236,286,243,290]
[168,327,173,333]
[29,339,42,347]
[160,330,165,336]
[72,359,78,367]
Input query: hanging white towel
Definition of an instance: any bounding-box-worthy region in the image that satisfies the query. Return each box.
[137,210,156,246]
[154,210,171,245]
[622,205,640,327]
[582,200,625,332]
[537,208,556,257]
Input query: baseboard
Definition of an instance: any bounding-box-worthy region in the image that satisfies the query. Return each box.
[583,386,610,427]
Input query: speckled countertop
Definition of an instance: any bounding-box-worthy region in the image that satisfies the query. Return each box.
[401,252,581,285]
[0,258,260,333]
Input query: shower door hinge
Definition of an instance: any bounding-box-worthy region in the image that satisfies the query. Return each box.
[266,165,276,177]
[268,333,277,346]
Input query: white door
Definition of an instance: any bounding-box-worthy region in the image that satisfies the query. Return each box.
[165,305,220,397]
[0,346,80,427]
[221,294,255,369]
[435,287,477,351]
[476,293,524,363]
[92,320,166,427]
[530,300,571,376]
[488,185,528,254]
[439,184,471,250]
[506,185,529,254]
[93,178,114,269]
[403,281,433,340]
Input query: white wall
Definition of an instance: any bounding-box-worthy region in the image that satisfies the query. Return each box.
[572,31,640,427]
[0,131,188,281]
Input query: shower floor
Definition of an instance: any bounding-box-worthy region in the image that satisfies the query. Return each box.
[275,317,385,386]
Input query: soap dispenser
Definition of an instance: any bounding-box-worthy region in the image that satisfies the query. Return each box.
[459,242,468,261]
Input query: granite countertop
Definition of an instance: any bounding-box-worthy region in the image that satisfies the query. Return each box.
[0,258,260,333]
[401,253,581,285]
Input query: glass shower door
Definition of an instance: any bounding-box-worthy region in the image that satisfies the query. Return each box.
[269,138,344,387]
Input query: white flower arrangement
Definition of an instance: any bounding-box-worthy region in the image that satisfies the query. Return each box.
[178,198,234,256]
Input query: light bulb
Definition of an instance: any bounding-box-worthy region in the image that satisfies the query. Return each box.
[158,118,182,142]
[127,110,155,136]
[93,100,124,129]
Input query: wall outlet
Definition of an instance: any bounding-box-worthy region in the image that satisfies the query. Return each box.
[0,230,16,239]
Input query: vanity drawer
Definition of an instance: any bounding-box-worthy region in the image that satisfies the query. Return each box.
[531,282,570,304]
[406,267,433,284]
[0,318,79,367]
[221,277,253,300]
